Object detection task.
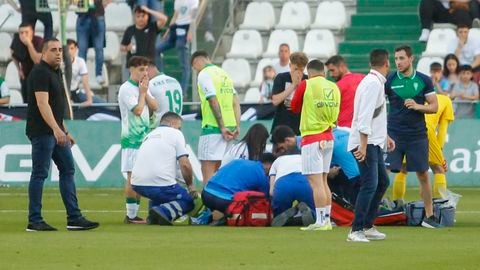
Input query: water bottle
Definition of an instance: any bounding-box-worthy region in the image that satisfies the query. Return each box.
[130,36,137,54]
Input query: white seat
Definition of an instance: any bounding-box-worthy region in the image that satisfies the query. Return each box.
[9,89,23,104]
[251,58,276,87]
[311,1,347,30]
[276,1,311,30]
[423,28,456,57]
[221,58,251,89]
[87,31,120,61]
[0,4,22,33]
[416,56,444,75]
[243,87,261,102]
[0,33,12,62]
[468,28,480,43]
[105,3,133,31]
[226,30,263,59]
[66,11,79,32]
[239,2,275,31]
[5,61,21,90]
[262,30,299,58]
[86,60,109,90]
[303,30,337,59]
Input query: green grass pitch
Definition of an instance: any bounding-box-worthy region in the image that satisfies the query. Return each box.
[1,187,479,270]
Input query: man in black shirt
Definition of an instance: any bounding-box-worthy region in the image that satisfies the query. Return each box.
[26,38,99,232]
[10,22,43,103]
[120,5,167,66]
[271,52,309,135]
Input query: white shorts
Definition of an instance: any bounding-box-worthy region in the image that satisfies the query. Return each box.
[301,140,334,175]
[121,148,138,173]
[198,134,232,161]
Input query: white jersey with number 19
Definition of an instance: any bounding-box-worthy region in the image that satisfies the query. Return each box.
[149,73,183,126]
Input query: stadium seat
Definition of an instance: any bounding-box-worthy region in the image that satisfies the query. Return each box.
[9,89,23,104]
[66,11,79,32]
[469,28,480,43]
[87,31,120,61]
[0,4,22,33]
[276,1,311,30]
[87,60,109,90]
[226,30,263,59]
[251,58,276,87]
[239,2,275,31]
[311,1,347,30]
[105,3,133,31]
[0,33,12,62]
[262,30,299,58]
[221,58,251,89]
[303,30,337,59]
[5,61,21,90]
[422,28,456,57]
[243,87,261,102]
[416,56,444,75]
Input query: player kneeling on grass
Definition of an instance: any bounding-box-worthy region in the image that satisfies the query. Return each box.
[131,112,197,225]
[269,146,315,227]
[202,154,276,225]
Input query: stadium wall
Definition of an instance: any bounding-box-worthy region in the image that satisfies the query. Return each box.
[0,120,479,187]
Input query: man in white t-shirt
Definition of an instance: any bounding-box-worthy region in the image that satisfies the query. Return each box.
[118,56,158,224]
[147,61,183,126]
[272,43,291,74]
[66,39,105,106]
[447,25,480,69]
[269,147,315,227]
[156,0,199,96]
[131,112,196,225]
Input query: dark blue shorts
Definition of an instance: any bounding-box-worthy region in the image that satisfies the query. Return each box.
[386,137,429,173]
[201,189,232,214]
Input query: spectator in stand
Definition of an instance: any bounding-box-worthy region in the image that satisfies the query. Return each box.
[156,0,199,98]
[447,25,480,69]
[430,62,450,95]
[10,22,43,103]
[136,0,165,20]
[326,55,365,128]
[66,39,106,105]
[271,52,309,135]
[76,0,112,86]
[418,0,480,42]
[6,0,54,40]
[259,65,276,104]
[273,44,291,74]
[442,54,461,92]
[451,64,479,118]
[121,6,168,67]
[0,76,10,105]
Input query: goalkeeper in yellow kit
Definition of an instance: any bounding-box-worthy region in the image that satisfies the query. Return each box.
[392,94,454,201]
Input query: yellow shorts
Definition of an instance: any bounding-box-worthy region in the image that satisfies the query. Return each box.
[427,129,444,165]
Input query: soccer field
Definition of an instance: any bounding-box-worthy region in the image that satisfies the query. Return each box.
[1,187,479,270]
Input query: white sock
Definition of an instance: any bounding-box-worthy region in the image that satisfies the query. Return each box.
[126,203,137,219]
[134,203,140,217]
[325,205,331,223]
[315,207,326,225]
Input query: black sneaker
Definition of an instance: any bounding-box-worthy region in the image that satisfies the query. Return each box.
[421,215,443,229]
[26,221,57,232]
[271,206,297,227]
[149,208,172,225]
[297,202,315,226]
[124,215,146,224]
[67,217,100,231]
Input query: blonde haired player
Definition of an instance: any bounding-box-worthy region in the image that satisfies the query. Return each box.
[392,94,454,202]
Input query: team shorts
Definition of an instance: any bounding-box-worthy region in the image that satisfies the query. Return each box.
[427,129,444,166]
[121,148,138,173]
[301,140,334,175]
[386,137,429,173]
[198,134,232,161]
